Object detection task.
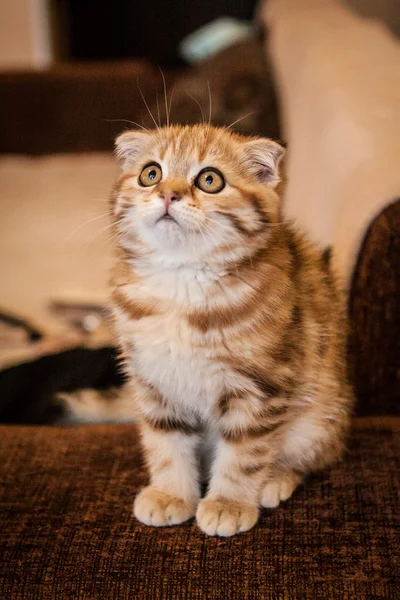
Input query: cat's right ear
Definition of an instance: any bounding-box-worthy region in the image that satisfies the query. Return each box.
[115,131,150,171]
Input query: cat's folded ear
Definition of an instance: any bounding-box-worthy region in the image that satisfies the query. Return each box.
[115,130,150,170]
[239,138,285,188]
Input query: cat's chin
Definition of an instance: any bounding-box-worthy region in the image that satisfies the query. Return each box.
[145,217,191,250]
[154,216,183,242]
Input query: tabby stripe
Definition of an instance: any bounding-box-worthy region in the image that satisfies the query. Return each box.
[265,403,289,418]
[109,181,121,209]
[292,304,302,326]
[286,231,302,273]
[240,462,266,476]
[145,416,202,435]
[218,392,245,416]
[153,459,172,474]
[112,288,156,320]
[218,393,232,416]
[233,366,283,398]
[120,246,137,262]
[321,247,332,268]
[248,420,284,438]
[133,375,165,406]
[110,173,135,207]
[215,210,251,236]
[271,303,303,365]
[249,195,271,230]
[292,467,306,478]
[215,199,270,238]
[187,295,260,332]
[230,245,268,272]
[221,420,283,443]
[118,172,137,189]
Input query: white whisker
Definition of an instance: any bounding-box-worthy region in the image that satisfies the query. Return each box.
[199,221,234,252]
[137,77,160,132]
[155,92,161,128]
[230,272,259,292]
[64,212,110,243]
[84,222,114,247]
[158,66,169,129]
[207,81,212,127]
[186,92,206,123]
[210,111,256,152]
[223,112,255,131]
[104,118,150,133]
[168,83,176,126]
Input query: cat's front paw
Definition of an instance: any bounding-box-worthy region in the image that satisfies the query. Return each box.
[134,486,196,527]
[196,497,259,537]
[260,472,301,508]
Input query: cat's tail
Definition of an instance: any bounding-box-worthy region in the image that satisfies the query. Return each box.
[57,387,136,424]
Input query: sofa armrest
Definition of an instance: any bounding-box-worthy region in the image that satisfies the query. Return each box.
[349,199,400,415]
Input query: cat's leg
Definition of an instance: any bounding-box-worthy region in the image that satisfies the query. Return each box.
[196,423,278,537]
[196,385,298,536]
[261,387,352,508]
[260,467,302,508]
[196,387,296,536]
[134,421,202,527]
[196,435,271,536]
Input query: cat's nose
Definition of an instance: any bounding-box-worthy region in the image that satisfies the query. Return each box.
[158,189,181,205]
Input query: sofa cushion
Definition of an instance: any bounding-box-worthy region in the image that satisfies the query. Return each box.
[0,418,399,599]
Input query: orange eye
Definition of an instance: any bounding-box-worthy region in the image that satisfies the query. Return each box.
[139,163,162,187]
[195,168,225,194]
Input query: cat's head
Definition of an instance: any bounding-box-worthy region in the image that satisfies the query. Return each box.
[111,125,284,265]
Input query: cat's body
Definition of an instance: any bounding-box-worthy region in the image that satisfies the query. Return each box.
[110,124,353,536]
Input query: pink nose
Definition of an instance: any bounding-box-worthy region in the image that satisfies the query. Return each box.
[158,190,181,206]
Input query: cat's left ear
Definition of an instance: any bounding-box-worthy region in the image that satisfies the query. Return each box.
[240,138,285,188]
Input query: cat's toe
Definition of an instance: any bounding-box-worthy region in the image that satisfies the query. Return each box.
[165,497,195,525]
[196,497,258,537]
[134,486,195,527]
[134,487,168,526]
[260,473,301,508]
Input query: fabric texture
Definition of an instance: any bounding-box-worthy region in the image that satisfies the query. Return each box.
[0,419,399,599]
[349,199,400,415]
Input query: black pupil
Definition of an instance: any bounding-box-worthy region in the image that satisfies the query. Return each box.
[148,169,157,180]
[205,174,213,185]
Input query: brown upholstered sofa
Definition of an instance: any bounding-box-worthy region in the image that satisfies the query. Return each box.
[0,61,399,599]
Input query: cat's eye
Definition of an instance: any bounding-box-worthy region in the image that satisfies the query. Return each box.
[139,163,162,187]
[195,168,225,194]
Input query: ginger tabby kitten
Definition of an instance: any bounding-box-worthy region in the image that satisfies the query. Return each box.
[110,124,353,537]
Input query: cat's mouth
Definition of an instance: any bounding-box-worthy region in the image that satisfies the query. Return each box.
[156,213,178,225]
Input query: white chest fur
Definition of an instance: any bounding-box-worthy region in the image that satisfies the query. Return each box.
[134,315,223,415]
[113,262,231,418]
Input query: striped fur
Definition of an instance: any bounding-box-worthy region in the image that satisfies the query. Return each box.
[110,125,353,537]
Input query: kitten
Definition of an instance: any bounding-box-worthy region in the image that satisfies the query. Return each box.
[110,124,353,537]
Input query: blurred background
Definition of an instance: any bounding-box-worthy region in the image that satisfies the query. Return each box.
[1,0,400,69]
[0,0,399,423]
[1,0,400,153]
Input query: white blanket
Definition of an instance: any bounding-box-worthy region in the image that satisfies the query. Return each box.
[0,154,117,367]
